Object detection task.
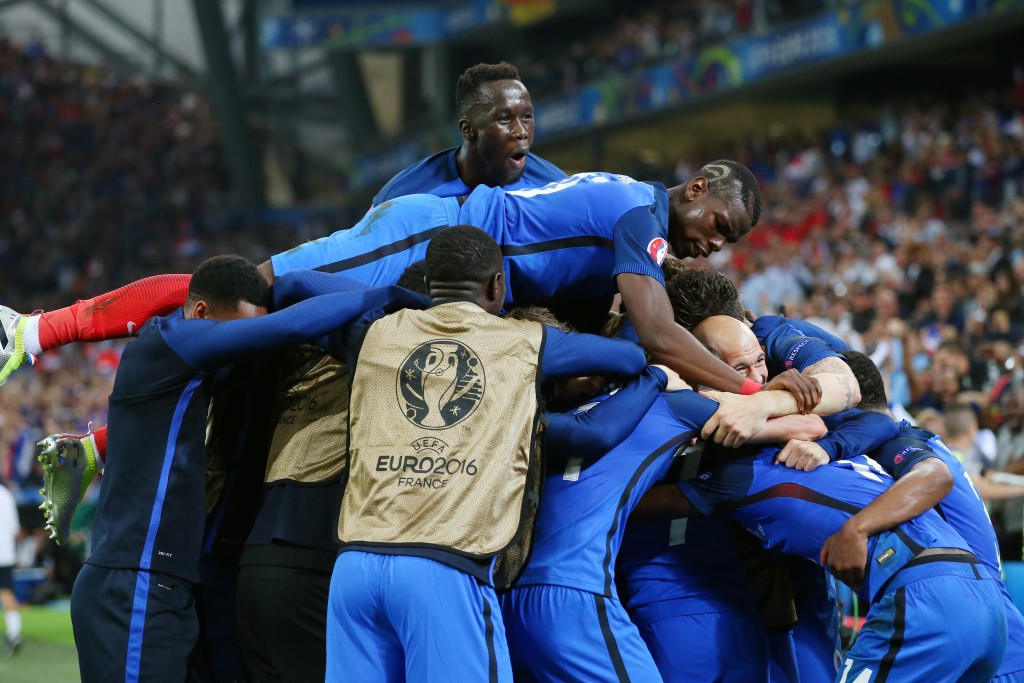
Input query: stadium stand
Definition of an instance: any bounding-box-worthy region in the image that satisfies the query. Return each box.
[515,0,828,99]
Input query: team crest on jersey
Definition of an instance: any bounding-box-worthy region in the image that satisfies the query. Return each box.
[647,238,669,266]
[397,340,485,430]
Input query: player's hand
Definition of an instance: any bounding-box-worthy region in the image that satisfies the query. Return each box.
[699,391,769,448]
[775,439,829,472]
[652,364,690,392]
[762,370,821,414]
[820,520,869,589]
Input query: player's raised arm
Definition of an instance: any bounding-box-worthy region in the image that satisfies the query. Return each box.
[545,365,677,461]
[169,284,425,373]
[616,273,751,393]
[538,325,647,381]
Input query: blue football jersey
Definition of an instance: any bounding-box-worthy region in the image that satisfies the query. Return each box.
[371,148,567,206]
[459,172,671,303]
[870,421,1024,676]
[679,450,972,603]
[273,173,671,306]
[752,315,849,352]
[516,390,718,597]
[617,446,757,614]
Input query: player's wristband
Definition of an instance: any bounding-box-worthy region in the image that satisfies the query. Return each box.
[741,379,763,395]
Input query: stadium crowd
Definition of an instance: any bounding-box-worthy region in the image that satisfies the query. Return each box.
[1,25,1024,681]
[516,0,830,99]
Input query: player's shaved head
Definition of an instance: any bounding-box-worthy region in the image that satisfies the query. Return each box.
[698,160,762,228]
[665,159,761,261]
[693,315,767,383]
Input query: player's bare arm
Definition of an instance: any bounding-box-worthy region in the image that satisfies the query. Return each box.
[801,356,861,414]
[616,273,748,394]
[698,389,813,448]
[761,369,821,414]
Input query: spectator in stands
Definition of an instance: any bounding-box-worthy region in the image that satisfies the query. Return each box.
[0,476,21,654]
[993,387,1024,560]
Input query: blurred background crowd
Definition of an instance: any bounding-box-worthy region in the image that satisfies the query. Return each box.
[515,0,830,99]
[2,0,1024,601]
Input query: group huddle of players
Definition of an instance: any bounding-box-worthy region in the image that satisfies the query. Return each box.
[0,62,1022,683]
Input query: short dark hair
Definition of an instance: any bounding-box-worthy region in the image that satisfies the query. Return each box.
[186,255,269,312]
[665,266,744,330]
[456,62,522,119]
[397,260,428,296]
[839,350,888,412]
[697,159,762,228]
[425,225,504,284]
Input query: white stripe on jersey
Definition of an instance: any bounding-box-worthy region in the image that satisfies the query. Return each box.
[505,172,638,198]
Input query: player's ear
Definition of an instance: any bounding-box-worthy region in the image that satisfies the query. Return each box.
[459,117,475,141]
[686,176,709,201]
[189,300,210,320]
[486,271,505,313]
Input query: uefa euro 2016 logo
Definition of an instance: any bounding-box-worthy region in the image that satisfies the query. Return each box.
[398,340,485,429]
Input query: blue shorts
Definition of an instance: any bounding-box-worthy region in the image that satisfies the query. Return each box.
[499,584,660,683]
[839,563,1007,683]
[70,564,198,683]
[790,561,842,681]
[630,598,769,682]
[270,194,461,283]
[326,551,511,683]
[995,584,1024,680]
[768,629,799,683]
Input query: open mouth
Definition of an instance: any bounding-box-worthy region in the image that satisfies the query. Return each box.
[509,150,527,168]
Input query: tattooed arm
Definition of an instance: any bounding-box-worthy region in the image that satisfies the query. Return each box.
[801,356,860,415]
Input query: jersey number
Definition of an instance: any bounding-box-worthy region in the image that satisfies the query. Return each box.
[838,658,873,683]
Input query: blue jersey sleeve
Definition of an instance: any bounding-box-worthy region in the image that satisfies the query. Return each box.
[661,389,721,433]
[539,326,647,380]
[752,315,849,352]
[545,366,668,461]
[761,324,841,377]
[162,286,424,371]
[818,410,900,462]
[611,183,670,286]
[869,437,938,479]
[272,270,430,311]
[677,457,754,515]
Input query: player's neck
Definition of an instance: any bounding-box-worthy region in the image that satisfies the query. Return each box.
[429,281,486,310]
[456,145,485,191]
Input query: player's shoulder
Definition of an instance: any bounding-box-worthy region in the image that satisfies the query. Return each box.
[522,152,568,183]
[373,148,459,204]
[871,435,936,467]
[661,389,718,429]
